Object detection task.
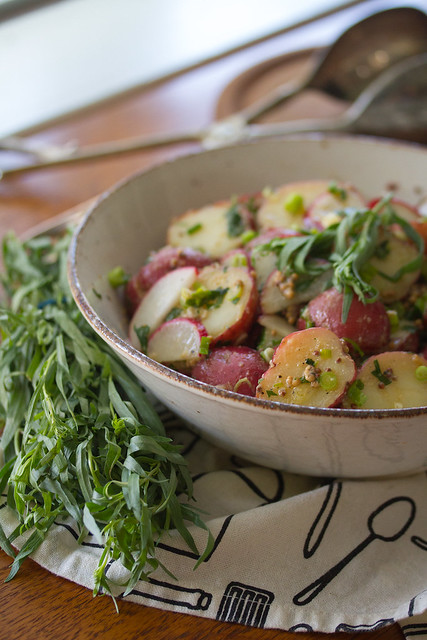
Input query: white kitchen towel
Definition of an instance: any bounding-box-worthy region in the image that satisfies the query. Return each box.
[1,410,426,637]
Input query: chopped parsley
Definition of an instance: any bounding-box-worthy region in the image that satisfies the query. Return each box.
[371,359,393,386]
[135,324,151,352]
[347,379,367,407]
[328,182,347,200]
[199,335,212,355]
[183,286,228,309]
[187,223,203,235]
[226,202,245,238]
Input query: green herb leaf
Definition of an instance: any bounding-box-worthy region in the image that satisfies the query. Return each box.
[371,359,393,386]
[0,231,210,601]
[225,203,245,238]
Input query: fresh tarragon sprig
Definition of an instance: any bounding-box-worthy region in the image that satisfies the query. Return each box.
[254,198,424,321]
[0,231,212,604]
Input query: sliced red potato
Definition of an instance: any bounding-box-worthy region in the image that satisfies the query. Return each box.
[260,265,332,314]
[191,345,268,397]
[256,327,356,407]
[129,266,198,349]
[257,180,332,231]
[306,287,390,355]
[184,263,258,345]
[147,318,207,367]
[167,200,254,258]
[342,351,427,409]
[387,326,420,353]
[125,246,212,312]
[306,184,366,229]
[365,231,421,302]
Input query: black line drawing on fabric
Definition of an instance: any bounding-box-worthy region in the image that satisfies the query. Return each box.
[293,496,416,606]
[400,623,427,637]
[53,520,103,549]
[336,619,394,632]
[129,577,212,611]
[230,469,285,504]
[304,480,342,558]
[411,535,427,551]
[217,581,274,627]
[157,514,233,562]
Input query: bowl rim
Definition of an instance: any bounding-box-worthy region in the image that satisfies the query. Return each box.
[68,133,427,420]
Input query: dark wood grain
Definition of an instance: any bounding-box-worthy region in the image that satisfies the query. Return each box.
[0,7,409,640]
[0,551,405,640]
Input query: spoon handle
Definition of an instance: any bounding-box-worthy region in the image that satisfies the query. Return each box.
[293,535,374,606]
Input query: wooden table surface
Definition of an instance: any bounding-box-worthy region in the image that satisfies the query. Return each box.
[0,4,413,639]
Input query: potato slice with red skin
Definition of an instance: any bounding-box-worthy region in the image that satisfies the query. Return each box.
[305,287,390,355]
[147,318,207,367]
[257,180,332,231]
[191,346,268,397]
[387,327,420,353]
[306,185,366,229]
[187,263,258,345]
[256,327,356,407]
[125,246,211,312]
[167,200,254,258]
[129,266,198,348]
[342,351,427,409]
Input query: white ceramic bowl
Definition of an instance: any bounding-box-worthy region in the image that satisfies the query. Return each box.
[68,135,427,478]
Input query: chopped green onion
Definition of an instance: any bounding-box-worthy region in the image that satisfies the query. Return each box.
[319,371,338,391]
[108,265,129,288]
[319,348,331,359]
[241,230,257,244]
[284,192,304,215]
[415,365,427,382]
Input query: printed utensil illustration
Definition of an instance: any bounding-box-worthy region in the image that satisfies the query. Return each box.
[293,496,416,606]
[1,7,427,178]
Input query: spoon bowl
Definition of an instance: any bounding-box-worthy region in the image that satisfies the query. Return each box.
[243,6,427,122]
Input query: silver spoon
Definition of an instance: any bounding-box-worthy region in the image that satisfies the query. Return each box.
[239,5,427,124]
[2,5,426,163]
[240,52,427,143]
[1,48,427,178]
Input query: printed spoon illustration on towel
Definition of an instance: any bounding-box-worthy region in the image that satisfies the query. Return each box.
[293,496,416,606]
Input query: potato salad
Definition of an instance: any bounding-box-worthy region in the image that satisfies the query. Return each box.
[124,180,427,410]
